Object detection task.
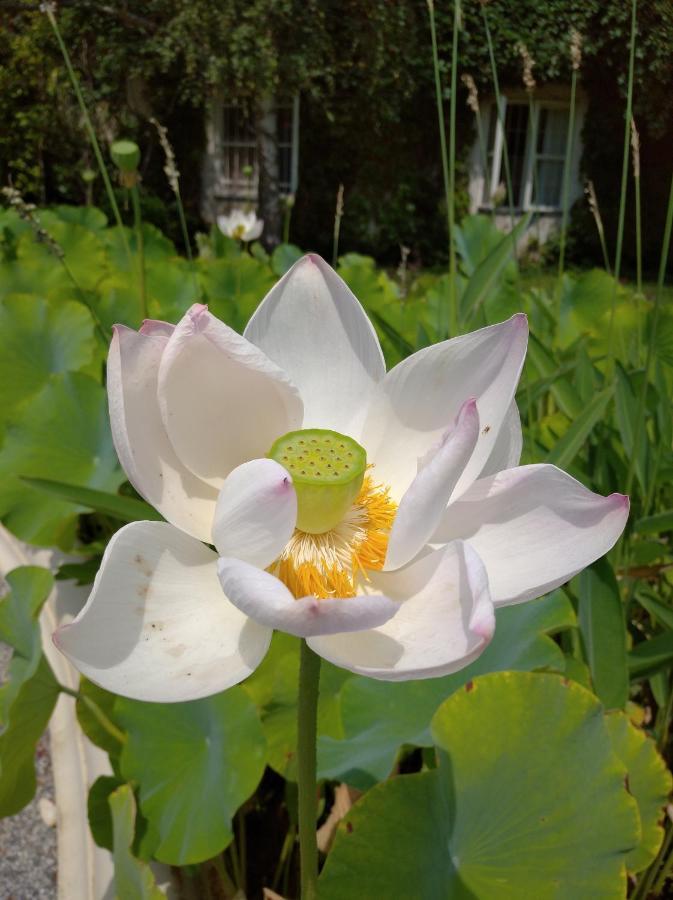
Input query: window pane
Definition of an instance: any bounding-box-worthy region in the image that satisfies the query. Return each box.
[501,103,528,208]
[537,107,568,155]
[535,159,564,206]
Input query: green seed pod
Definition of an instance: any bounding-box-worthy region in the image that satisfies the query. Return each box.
[110,140,141,173]
[268,428,366,534]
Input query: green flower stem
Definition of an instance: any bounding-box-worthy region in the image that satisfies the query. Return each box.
[606,0,638,377]
[297,639,321,900]
[556,65,578,300]
[130,184,148,321]
[482,5,518,270]
[59,684,126,746]
[624,168,673,503]
[427,0,457,337]
[43,5,130,262]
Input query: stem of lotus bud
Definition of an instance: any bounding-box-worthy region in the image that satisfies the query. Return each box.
[268,428,366,534]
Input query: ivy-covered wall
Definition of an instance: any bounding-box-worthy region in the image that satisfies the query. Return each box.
[1,0,671,269]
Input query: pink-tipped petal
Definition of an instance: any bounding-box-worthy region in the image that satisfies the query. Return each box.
[139,319,175,337]
[107,325,219,542]
[384,398,480,571]
[308,541,494,681]
[362,314,528,500]
[157,304,303,489]
[54,522,272,703]
[435,464,630,607]
[212,459,297,568]
[216,557,400,638]
[244,254,386,438]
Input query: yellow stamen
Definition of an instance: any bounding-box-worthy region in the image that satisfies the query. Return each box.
[271,474,397,599]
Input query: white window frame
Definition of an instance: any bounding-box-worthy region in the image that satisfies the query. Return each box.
[209,95,300,203]
[478,95,580,214]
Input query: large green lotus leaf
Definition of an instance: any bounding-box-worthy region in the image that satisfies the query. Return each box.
[605,711,672,873]
[0,567,60,816]
[0,372,123,547]
[0,294,95,423]
[199,255,275,331]
[146,258,201,323]
[242,631,349,780]
[103,223,176,272]
[0,566,54,715]
[319,672,640,900]
[49,205,108,231]
[337,253,400,313]
[117,687,266,865]
[19,215,109,292]
[109,784,166,899]
[271,243,304,275]
[317,590,574,788]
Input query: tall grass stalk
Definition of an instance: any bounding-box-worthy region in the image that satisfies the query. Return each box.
[427,0,458,336]
[447,0,460,335]
[631,117,643,361]
[149,117,193,262]
[462,74,492,221]
[585,181,612,274]
[556,30,580,295]
[331,183,344,268]
[606,0,638,375]
[42,4,130,260]
[482,5,518,261]
[623,167,673,502]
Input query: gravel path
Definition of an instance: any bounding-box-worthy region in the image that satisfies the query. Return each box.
[0,644,58,900]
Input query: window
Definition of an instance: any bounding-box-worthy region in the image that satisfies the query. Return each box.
[480,97,573,212]
[215,97,300,203]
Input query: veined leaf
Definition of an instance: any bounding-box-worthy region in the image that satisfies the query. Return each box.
[460,213,531,322]
[545,386,614,469]
[577,560,628,709]
[526,332,583,418]
[635,510,673,535]
[628,630,673,679]
[20,478,161,523]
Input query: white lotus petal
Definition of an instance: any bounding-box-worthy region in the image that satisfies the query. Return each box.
[107,325,219,542]
[308,541,494,681]
[212,459,297,568]
[384,398,480,571]
[434,464,629,606]
[217,558,400,638]
[244,254,385,437]
[139,319,175,338]
[54,522,271,703]
[361,314,528,499]
[158,304,303,489]
[478,400,522,478]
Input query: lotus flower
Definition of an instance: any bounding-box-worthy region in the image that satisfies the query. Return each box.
[54,255,628,702]
[217,209,263,242]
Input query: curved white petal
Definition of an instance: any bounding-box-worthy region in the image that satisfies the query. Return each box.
[361,314,528,499]
[246,219,264,241]
[54,522,271,703]
[478,400,522,478]
[217,557,400,638]
[107,325,219,543]
[434,464,629,606]
[212,459,297,568]
[384,398,480,571]
[158,304,303,489]
[139,319,175,338]
[244,254,386,438]
[308,541,494,681]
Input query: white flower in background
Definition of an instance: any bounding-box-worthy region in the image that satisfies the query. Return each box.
[217,209,264,242]
[54,255,628,702]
